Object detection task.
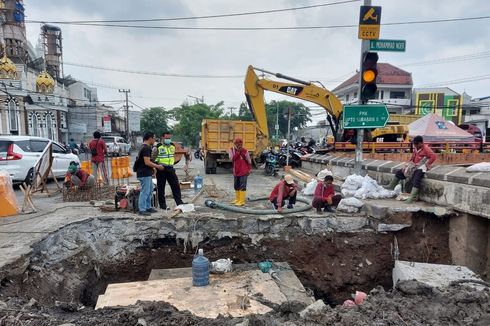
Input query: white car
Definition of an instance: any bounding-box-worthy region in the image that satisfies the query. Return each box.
[0,136,80,184]
[102,136,131,156]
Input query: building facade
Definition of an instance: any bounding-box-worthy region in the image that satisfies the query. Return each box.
[412,87,463,125]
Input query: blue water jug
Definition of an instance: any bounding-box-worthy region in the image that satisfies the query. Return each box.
[192,248,209,286]
[194,172,203,194]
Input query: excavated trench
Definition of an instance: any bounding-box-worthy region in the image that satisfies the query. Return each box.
[0,211,452,313]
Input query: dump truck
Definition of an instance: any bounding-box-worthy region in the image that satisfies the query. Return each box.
[201,119,259,174]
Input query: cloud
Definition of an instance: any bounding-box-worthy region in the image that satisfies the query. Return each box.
[23,0,490,113]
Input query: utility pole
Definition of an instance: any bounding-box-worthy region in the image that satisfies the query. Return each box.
[286,106,292,167]
[275,102,279,140]
[119,89,130,139]
[354,0,371,175]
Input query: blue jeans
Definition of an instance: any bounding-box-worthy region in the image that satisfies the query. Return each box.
[138,176,153,213]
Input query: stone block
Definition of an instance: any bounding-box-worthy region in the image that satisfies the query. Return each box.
[393,260,483,289]
[299,299,327,319]
[471,173,490,188]
[445,169,471,185]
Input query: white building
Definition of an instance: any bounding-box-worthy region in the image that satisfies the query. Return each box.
[462,96,490,141]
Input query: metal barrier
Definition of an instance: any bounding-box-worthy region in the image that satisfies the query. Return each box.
[318,141,489,154]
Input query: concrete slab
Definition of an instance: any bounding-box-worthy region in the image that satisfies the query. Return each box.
[96,269,297,318]
[148,262,314,307]
[471,173,490,188]
[362,199,453,220]
[393,260,483,289]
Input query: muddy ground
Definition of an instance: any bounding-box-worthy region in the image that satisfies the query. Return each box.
[1,281,489,325]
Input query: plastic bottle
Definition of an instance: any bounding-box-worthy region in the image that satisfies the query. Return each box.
[192,248,209,286]
[194,171,203,193]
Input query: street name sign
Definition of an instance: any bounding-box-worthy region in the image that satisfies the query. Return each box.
[343,104,389,129]
[369,39,406,52]
[358,5,382,40]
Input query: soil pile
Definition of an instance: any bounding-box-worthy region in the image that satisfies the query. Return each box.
[1,281,489,325]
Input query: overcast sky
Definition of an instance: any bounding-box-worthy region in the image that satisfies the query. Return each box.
[24,0,490,123]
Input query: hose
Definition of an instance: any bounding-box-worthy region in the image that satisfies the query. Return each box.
[205,196,312,215]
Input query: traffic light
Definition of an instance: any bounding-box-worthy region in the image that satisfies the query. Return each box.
[360,51,378,103]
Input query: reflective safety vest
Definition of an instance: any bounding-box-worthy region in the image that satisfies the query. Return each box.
[155,144,175,166]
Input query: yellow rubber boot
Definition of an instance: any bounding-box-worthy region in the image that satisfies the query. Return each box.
[230,190,239,204]
[235,190,246,206]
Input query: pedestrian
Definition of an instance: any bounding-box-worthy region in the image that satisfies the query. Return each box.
[64,161,95,189]
[152,131,186,210]
[312,175,336,214]
[269,174,298,213]
[228,137,252,206]
[386,135,436,203]
[88,131,108,183]
[135,132,163,216]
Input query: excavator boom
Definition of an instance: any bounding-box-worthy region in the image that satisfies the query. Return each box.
[244,65,343,148]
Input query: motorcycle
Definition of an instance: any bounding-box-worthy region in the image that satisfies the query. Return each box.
[194,149,203,160]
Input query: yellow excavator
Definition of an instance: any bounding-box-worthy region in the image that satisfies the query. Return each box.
[244,65,408,152]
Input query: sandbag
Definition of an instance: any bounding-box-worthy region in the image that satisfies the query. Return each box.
[303,179,318,195]
[466,162,490,172]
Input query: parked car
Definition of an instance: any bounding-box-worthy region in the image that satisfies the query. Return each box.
[102,136,131,156]
[0,136,80,185]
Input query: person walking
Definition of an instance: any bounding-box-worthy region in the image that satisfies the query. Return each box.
[269,174,298,213]
[228,137,252,206]
[136,132,163,216]
[312,175,336,214]
[386,135,436,203]
[89,131,108,183]
[153,131,186,210]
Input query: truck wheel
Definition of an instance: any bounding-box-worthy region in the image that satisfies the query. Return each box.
[205,167,212,174]
[211,167,217,174]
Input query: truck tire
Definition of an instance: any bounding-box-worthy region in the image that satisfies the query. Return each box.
[204,154,217,174]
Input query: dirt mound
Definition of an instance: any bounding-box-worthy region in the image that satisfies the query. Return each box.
[1,282,489,325]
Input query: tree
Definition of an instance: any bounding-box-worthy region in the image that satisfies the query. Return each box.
[140,107,171,137]
[172,102,225,147]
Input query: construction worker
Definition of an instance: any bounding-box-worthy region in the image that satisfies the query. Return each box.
[312,175,336,214]
[269,174,298,213]
[153,131,186,210]
[228,137,252,206]
[387,135,436,203]
[64,161,95,189]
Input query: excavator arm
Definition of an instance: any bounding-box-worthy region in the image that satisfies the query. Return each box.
[244,65,343,147]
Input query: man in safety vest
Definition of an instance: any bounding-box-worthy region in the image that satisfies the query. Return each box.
[153,131,185,209]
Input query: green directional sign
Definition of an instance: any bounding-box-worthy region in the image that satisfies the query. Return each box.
[343,104,389,129]
[369,39,406,52]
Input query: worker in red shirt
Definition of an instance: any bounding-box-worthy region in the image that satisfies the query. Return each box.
[88,131,108,183]
[269,174,298,213]
[387,135,437,203]
[312,175,336,214]
[228,137,252,206]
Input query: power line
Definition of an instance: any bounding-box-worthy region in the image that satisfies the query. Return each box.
[416,74,490,87]
[64,62,243,78]
[30,15,490,31]
[26,0,360,24]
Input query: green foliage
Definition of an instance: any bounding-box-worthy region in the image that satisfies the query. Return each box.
[171,100,312,146]
[140,107,171,137]
[263,100,312,138]
[172,102,225,147]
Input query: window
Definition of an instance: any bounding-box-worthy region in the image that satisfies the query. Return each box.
[46,115,54,140]
[31,114,39,136]
[354,92,357,99]
[30,140,49,152]
[447,100,458,116]
[345,94,350,102]
[380,90,384,99]
[8,101,18,132]
[84,88,92,99]
[14,140,31,152]
[52,143,66,154]
[390,91,405,99]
